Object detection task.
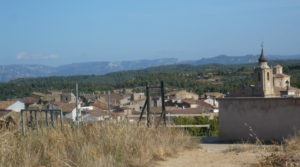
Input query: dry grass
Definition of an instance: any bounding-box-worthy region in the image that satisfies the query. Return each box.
[0,122,193,167]
[223,141,280,154]
[224,144,264,154]
[257,133,300,167]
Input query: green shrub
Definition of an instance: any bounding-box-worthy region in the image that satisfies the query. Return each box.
[174,116,219,136]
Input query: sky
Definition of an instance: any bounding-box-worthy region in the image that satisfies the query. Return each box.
[1,0,300,66]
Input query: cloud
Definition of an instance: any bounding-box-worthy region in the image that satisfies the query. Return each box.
[16,52,59,60]
[16,52,29,60]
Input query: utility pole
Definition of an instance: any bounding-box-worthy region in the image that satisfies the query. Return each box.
[108,90,111,111]
[146,83,151,127]
[75,82,79,123]
[160,81,166,126]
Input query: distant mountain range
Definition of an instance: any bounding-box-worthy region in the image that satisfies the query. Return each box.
[1,54,300,82]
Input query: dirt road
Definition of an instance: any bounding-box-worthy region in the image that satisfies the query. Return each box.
[154,140,271,167]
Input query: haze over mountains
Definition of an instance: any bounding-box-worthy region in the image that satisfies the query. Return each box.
[1,54,300,82]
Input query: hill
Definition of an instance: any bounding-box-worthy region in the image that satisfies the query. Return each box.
[1,54,300,82]
[2,59,300,100]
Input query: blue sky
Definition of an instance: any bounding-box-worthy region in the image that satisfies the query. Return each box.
[1,0,300,66]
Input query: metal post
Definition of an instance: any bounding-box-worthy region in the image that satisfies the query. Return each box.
[156,81,167,128]
[50,110,54,127]
[76,82,79,123]
[45,110,49,127]
[34,110,38,131]
[60,109,64,131]
[161,81,166,126]
[55,112,59,127]
[108,90,111,112]
[138,101,147,125]
[146,83,151,127]
[29,110,33,128]
[20,110,25,135]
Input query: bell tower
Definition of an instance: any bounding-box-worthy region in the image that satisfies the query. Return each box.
[254,45,274,97]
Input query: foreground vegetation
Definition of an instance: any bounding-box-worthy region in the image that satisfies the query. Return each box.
[257,133,300,167]
[0,122,193,167]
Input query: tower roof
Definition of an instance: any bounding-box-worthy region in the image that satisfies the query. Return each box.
[258,47,267,63]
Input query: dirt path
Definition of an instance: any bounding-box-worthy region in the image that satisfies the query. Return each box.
[154,143,270,167]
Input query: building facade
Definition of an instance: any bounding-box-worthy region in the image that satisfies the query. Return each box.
[220,47,300,141]
[230,47,299,97]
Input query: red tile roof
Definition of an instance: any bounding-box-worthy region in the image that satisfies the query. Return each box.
[21,97,40,104]
[53,102,76,112]
[32,92,47,97]
[91,102,109,110]
[202,92,225,98]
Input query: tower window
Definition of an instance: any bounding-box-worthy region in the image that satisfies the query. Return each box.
[258,72,261,81]
[267,72,270,80]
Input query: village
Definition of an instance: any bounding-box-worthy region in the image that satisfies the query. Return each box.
[1,0,300,166]
[0,88,222,125]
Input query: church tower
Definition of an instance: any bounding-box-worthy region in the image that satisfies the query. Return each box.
[254,46,274,97]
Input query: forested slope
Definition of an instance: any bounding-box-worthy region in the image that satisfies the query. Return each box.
[1,59,300,100]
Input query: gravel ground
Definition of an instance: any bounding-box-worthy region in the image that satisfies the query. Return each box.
[153,137,272,167]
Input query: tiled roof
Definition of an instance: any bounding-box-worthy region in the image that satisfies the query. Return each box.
[21,97,40,104]
[53,102,76,112]
[27,104,43,110]
[91,102,109,110]
[202,92,225,98]
[165,90,197,96]
[0,101,16,110]
[32,92,47,97]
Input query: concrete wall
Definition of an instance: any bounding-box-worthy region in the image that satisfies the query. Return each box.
[219,97,300,141]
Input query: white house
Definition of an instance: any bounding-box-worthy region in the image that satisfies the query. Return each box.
[0,101,25,112]
[64,104,82,121]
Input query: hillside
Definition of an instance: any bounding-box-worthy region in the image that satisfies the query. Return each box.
[1,54,300,82]
[2,59,300,100]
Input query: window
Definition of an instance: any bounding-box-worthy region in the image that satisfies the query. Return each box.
[267,72,270,80]
[258,72,261,81]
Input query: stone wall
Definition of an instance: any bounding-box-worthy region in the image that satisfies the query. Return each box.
[219,97,300,141]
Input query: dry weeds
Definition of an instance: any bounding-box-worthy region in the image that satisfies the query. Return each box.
[257,133,300,167]
[0,122,193,167]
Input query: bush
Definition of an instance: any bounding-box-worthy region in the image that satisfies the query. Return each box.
[174,116,219,136]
